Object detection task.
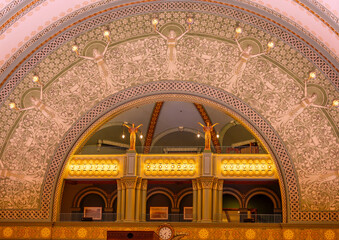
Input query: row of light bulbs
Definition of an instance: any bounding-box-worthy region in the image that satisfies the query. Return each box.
[221,159,275,177]
[68,159,119,176]
[144,159,196,176]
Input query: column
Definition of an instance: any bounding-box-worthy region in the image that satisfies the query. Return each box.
[116,180,122,222]
[140,179,148,222]
[199,176,214,222]
[217,179,224,222]
[212,179,218,222]
[197,180,202,222]
[135,178,142,222]
[192,179,198,222]
[121,180,126,221]
[122,176,138,222]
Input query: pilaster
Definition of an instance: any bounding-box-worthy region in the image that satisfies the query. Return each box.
[198,176,214,222]
[121,176,138,222]
[141,179,148,222]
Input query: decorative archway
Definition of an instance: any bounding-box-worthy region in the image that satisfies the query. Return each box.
[244,188,281,209]
[47,80,296,223]
[72,187,109,209]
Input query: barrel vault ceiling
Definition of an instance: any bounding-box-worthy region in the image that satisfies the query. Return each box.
[0,0,338,222]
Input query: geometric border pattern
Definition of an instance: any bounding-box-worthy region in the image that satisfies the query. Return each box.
[1,0,338,106]
[1,80,337,222]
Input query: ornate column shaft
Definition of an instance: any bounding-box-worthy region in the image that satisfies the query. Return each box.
[192,179,198,222]
[199,177,214,222]
[212,179,218,222]
[116,180,122,222]
[121,180,126,221]
[122,176,138,222]
[197,180,202,222]
[217,179,224,222]
[135,178,142,222]
[141,179,148,222]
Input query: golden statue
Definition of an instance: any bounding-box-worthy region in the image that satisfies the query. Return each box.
[198,122,219,150]
[123,123,143,151]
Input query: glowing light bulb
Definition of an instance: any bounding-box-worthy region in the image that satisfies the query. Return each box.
[186,17,194,29]
[197,132,201,138]
[267,41,274,49]
[140,134,143,139]
[103,30,110,41]
[32,75,39,83]
[71,45,79,55]
[216,132,220,138]
[152,18,159,30]
[9,102,17,110]
[332,99,339,107]
[235,27,242,34]
[309,72,316,80]
[122,134,125,139]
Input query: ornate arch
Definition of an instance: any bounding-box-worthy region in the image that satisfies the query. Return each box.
[44,80,295,222]
[108,190,118,209]
[244,188,281,209]
[72,187,109,209]
[176,188,193,209]
[147,187,175,209]
[223,188,244,208]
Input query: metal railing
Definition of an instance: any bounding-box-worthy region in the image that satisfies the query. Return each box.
[59,213,281,223]
[82,145,266,154]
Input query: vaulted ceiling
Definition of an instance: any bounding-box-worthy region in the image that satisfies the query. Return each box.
[0,0,338,222]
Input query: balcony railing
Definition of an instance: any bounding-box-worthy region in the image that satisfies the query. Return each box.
[59,213,281,223]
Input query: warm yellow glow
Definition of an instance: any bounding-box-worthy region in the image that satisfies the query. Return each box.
[186,17,194,26]
[103,30,110,37]
[221,158,275,177]
[144,159,196,176]
[197,132,201,138]
[332,99,339,107]
[122,134,125,139]
[235,27,242,34]
[71,45,78,52]
[309,71,316,79]
[68,159,119,177]
[9,102,17,110]
[32,75,40,84]
[267,41,275,49]
[140,134,143,139]
[152,18,159,27]
[103,30,110,41]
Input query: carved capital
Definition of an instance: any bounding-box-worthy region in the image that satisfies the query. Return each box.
[217,179,224,191]
[117,179,122,191]
[136,177,142,190]
[192,179,197,191]
[122,176,138,189]
[213,178,218,190]
[198,177,215,189]
[141,179,148,191]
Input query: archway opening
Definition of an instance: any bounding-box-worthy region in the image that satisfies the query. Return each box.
[54,88,287,223]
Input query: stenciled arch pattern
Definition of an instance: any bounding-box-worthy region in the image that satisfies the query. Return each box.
[0,1,338,223]
[1,0,338,106]
[0,80,317,221]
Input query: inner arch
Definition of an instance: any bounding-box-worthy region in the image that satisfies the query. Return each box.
[51,81,292,223]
